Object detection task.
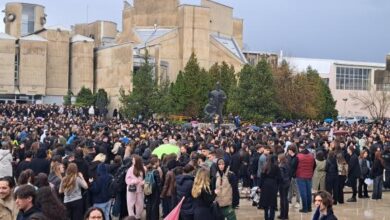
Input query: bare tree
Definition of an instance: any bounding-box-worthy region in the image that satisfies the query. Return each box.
[350,90,390,120]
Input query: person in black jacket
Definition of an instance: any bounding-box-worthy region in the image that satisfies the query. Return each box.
[191,167,215,220]
[325,151,339,204]
[259,155,281,220]
[90,163,113,220]
[278,154,291,220]
[176,164,195,220]
[371,151,384,200]
[30,148,50,175]
[145,157,162,220]
[346,146,361,202]
[381,145,390,188]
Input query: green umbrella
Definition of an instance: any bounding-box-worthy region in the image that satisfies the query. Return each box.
[152,144,180,159]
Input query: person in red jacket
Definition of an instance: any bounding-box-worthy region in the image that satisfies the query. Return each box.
[295,144,315,213]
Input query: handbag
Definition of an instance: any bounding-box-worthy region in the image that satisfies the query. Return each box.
[128,184,137,192]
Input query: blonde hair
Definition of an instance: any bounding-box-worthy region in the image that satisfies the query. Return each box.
[191,168,211,198]
[61,163,78,193]
[50,161,63,179]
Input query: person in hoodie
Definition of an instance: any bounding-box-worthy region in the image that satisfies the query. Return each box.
[176,164,195,220]
[90,163,113,220]
[30,148,50,175]
[0,145,13,178]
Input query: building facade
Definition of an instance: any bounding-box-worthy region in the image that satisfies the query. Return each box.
[283,55,390,118]
[0,0,247,110]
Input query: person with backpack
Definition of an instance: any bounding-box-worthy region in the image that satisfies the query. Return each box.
[90,163,113,220]
[144,157,162,220]
[111,157,132,219]
[212,158,237,220]
[125,155,145,220]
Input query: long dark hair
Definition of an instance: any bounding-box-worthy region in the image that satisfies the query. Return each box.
[263,155,277,175]
[132,155,145,178]
[36,186,67,220]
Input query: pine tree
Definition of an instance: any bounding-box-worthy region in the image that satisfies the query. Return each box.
[95,88,109,117]
[75,86,95,107]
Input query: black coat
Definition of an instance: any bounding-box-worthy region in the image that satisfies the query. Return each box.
[193,189,215,220]
[312,207,338,220]
[259,165,281,208]
[348,154,361,179]
[30,158,50,175]
[176,174,195,215]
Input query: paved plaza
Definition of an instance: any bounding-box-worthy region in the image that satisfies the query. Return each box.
[236,192,390,220]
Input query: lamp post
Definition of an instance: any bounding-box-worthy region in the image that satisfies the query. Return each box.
[342,98,348,116]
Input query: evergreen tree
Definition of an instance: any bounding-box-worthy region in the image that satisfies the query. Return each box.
[228,59,278,123]
[63,90,73,106]
[170,53,213,117]
[95,88,109,117]
[120,52,155,119]
[75,86,95,107]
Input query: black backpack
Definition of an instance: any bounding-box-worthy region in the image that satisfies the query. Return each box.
[109,163,130,196]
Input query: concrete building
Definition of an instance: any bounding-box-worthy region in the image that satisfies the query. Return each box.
[282,56,388,118]
[0,0,246,111]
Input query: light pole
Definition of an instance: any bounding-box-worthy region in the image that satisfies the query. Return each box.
[342,98,348,116]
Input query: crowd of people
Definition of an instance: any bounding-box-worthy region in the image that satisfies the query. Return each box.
[0,103,389,220]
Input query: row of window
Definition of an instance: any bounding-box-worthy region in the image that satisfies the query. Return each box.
[336,67,371,91]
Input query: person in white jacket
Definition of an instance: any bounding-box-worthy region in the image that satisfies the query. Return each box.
[0,147,13,178]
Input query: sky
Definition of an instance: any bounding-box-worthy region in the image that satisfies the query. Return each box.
[1,0,389,62]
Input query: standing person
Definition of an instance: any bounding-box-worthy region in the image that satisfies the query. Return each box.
[346,146,361,202]
[358,149,370,198]
[312,151,326,192]
[48,161,64,197]
[278,154,290,220]
[84,207,105,220]
[192,168,215,220]
[371,151,384,200]
[30,148,50,175]
[286,145,300,207]
[325,151,339,204]
[336,153,348,204]
[125,155,145,220]
[35,186,67,220]
[145,157,162,220]
[312,191,338,220]
[212,158,237,220]
[295,144,315,213]
[59,163,89,220]
[176,164,195,220]
[90,163,113,220]
[15,185,41,220]
[0,176,18,220]
[160,159,177,217]
[0,145,13,178]
[259,156,281,220]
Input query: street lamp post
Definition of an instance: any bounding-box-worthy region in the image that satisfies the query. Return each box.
[342,98,348,116]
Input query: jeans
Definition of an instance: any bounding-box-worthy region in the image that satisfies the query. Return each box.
[279,184,290,219]
[288,178,300,203]
[162,196,174,217]
[325,175,339,204]
[372,175,383,200]
[358,178,368,197]
[94,200,111,220]
[337,175,346,203]
[296,178,312,212]
[264,206,275,220]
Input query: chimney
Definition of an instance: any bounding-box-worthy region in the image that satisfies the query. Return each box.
[387,54,390,71]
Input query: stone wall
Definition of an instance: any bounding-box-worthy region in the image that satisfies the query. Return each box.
[0,39,16,93]
[70,41,94,94]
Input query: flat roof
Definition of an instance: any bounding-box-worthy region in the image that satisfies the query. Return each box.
[6,2,45,8]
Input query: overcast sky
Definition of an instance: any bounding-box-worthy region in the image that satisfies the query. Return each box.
[1,0,389,62]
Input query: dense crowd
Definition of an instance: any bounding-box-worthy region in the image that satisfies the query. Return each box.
[0,103,389,220]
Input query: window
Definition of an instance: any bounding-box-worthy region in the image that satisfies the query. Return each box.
[336,66,370,90]
[21,5,35,36]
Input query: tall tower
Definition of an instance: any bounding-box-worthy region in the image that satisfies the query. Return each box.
[3,2,46,38]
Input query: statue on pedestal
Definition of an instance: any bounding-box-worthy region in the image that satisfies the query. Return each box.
[204,82,226,125]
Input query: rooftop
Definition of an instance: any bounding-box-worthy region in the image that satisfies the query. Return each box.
[0,32,17,40]
[20,34,47,42]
